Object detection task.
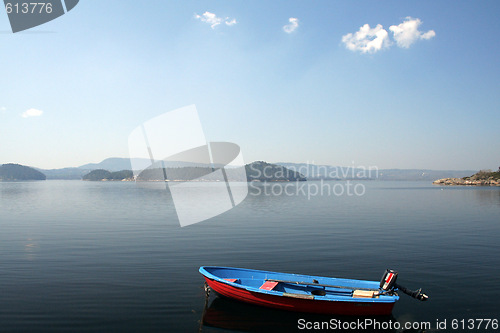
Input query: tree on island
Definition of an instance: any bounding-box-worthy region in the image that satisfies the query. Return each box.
[464,169,500,181]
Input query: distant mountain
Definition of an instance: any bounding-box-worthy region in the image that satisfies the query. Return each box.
[376,169,477,181]
[276,163,476,181]
[79,158,134,171]
[81,161,306,182]
[29,158,478,181]
[39,167,91,180]
[0,163,46,181]
[38,158,224,180]
[40,158,149,179]
[78,157,216,172]
[277,163,343,180]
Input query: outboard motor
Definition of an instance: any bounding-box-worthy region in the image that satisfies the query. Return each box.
[380,269,428,301]
[380,269,398,291]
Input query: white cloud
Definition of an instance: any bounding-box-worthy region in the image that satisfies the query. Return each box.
[0,106,6,112]
[342,24,391,54]
[389,17,436,48]
[283,17,299,33]
[225,18,237,26]
[194,11,237,29]
[195,12,221,29]
[22,108,43,118]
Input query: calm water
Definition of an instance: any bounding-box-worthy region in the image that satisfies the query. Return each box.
[0,180,499,332]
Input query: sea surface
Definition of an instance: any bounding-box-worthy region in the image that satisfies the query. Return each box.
[0,180,499,332]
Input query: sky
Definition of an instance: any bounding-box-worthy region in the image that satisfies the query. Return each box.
[0,1,499,170]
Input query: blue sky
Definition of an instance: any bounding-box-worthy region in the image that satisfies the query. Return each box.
[1,1,499,170]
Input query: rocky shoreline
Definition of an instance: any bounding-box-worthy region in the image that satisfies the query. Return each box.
[433,178,500,186]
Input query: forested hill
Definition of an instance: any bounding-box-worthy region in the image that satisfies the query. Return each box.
[82,169,134,181]
[0,163,46,181]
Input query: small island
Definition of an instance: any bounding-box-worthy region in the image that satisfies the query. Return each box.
[0,163,46,181]
[433,169,500,186]
[82,169,134,181]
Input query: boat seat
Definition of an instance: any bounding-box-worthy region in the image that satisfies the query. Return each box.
[260,281,279,290]
[224,278,238,283]
[353,290,375,298]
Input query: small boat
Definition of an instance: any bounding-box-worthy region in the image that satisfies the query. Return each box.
[199,266,427,316]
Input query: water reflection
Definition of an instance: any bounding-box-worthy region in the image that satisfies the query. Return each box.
[24,238,38,261]
[0,182,34,196]
[473,188,500,206]
[200,296,402,333]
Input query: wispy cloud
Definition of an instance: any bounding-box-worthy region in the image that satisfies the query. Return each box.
[0,106,6,112]
[342,17,435,53]
[22,108,43,118]
[341,24,391,54]
[389,17,436,48]
[283,17,299,33]
[225,18,237,26]
[195,12,237,29]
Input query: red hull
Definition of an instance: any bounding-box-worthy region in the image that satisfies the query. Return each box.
[204,277,395,316]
